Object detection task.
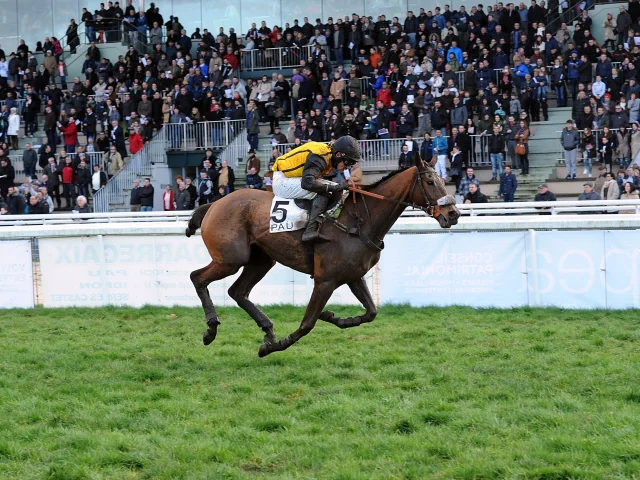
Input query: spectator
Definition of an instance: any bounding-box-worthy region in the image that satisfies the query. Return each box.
[5,185,25,214]
[514,120,530,176]
[578,182,602,201]
[246,101,260,150]
[560,120,579,180]
[74,195,91,213]
[198,171,213,205]
[217,159,235,194]
[175,182,191,210]
[60,156,77,209]
[534,183,556,215]
[246,149,261,175]
[6,107,19,150]
[620,183,639,213]
[104,145,124,177]
[601,172,620,201]
[39,187,54,213]
[459,168,480,197]
[130,178,141,212]
[26,194,45,214]
[432,129,448,181]
[245,167,263,189]
[0,157,15,199]
[139,178,154,212]
[488,126,506,181]
[464,183,488,203]
[91,164,107,196]
[398,143,415,170]
[185,177,197,209]
[498,165,518,203]
[163,184,175,211]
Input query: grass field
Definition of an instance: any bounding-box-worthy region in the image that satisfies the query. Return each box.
[1,306,640,479]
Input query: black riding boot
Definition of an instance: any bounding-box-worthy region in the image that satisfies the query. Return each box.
[302,195,331,243]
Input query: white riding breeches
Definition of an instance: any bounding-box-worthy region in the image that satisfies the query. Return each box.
[272,171,335,200]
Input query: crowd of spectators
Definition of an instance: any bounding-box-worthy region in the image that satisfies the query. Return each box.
[4,0,640,214]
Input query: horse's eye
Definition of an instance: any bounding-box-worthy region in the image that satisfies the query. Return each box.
[427,179,434,185]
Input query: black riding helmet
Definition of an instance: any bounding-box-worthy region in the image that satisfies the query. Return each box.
[331,136,361,167]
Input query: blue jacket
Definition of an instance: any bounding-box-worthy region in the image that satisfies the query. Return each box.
[432,135,448,155]
[595,60,612,80]
[493,52,509,70]
[476,67,492,90]
[447,46,463,64]
[567,59,582,80]
[544,37,560,59]
[499,172,518,195]
[420,139,433,160]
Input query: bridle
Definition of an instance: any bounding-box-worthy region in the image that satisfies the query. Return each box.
[348,165,455,219]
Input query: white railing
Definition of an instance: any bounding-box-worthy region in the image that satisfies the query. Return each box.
[164,120,245,151]
[240,45,314,71]
[93,128,165,212]
[217,123,249,170]
[267,135,495,171]
[3,200,639,226]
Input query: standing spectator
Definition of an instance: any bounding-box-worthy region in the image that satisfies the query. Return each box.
[139,178,154,212]
[58,116,78,153]
[76,159,91,199]
[175,182,191,210]
[44,105,57,148]
[217,159,235,194]
[578,182,602,201]
[616,6,631,46]
[103,145,124,177]
[0,157,15,199]
[162,184,175,211]
[488,126,506,181]
[498,165,518,203]
[6,107,19,150]
[185,177,197,209]
[22,143,37,179]
[198,171,213,205]
[130,178,141,212]
[245,149,261,174]
[514,120,530,175]
[60,156,77,209]
[246,101,259,151]
[5,185,25,214]
[432,129,448,181]
[560,120,579,180]
[91,164,107,196]
[331,24,345,66]
[398,143,416,170]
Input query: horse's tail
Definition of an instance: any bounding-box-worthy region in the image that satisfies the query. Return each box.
[185,203,213,237]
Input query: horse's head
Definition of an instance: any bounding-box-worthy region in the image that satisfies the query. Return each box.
[411,154,460,228]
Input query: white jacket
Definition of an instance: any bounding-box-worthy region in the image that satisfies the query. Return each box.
[7,114,20,135]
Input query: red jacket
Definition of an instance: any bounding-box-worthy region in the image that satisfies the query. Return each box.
[162,190,175,211]
[376,88,392,107]
[129,132,143,155]
[223,53,238,70]
[59,122,78,146]
[61,165,74,184]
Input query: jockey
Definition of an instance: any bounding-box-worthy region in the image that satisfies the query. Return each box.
[272,137,362,242]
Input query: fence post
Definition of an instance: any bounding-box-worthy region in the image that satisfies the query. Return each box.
[528,229,541,307]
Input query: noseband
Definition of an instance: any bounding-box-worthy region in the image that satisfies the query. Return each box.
[407,168,456,219]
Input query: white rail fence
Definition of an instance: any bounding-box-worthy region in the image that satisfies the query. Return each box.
[2,200,639,226]
[240,46,314,71]
[163,119,245,151]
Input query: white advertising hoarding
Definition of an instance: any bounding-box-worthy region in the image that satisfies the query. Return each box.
[38,236,371,308]
[0,240,34,308]
[379,232,529,307]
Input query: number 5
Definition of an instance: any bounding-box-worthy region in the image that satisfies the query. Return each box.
[271,200,289,223]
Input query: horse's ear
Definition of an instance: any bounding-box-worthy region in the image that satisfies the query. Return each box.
[415,151,428,168]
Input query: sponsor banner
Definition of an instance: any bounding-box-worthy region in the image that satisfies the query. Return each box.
[38,236,370,307]
[0,240,34,309]
[534,231,607,309]
[603,230,640,309]
[379,232,528,307]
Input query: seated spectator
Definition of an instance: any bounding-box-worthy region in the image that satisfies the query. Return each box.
[26,194,46,214]
[246,149,261,174]
[620,183,640,213]
[601,172,620,201]
[73,195,91,213]
[534,184,557,202]
[464,183,488,203]
[245,167,263,190]
[578,182,602,201]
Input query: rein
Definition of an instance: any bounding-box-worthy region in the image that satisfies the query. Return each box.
[347,169,442,218]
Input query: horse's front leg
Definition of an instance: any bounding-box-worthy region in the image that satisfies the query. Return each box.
[258,280,335,357]
[319,277,378,329]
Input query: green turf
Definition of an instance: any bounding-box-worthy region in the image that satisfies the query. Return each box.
[1,306,640,479]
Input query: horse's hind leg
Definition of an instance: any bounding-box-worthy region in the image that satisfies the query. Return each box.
[319,277,378,329]
[190,262,240,345]
[228,247,277,345]
[259,280,335,357]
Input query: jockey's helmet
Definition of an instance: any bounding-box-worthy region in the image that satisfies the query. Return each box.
[331,136,361,167]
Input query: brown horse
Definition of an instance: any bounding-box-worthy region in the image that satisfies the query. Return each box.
[186,154,460,357]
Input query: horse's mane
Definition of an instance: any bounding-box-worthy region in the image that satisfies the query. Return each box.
[361,168,407,190]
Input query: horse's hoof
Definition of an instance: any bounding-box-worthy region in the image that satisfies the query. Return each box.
[258,343,271,358]
[203,327,217,346]
[319,311,335,321]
